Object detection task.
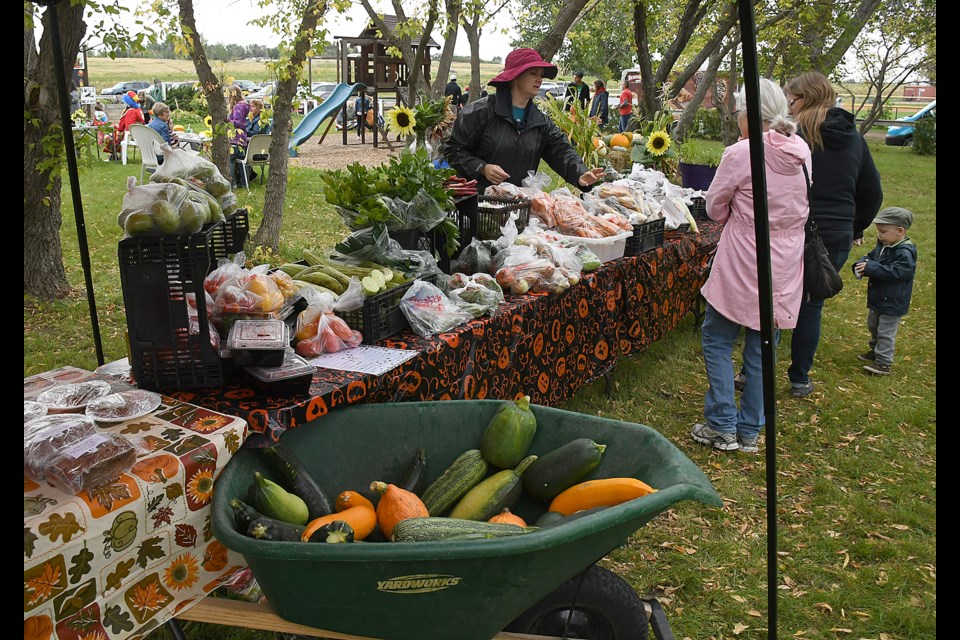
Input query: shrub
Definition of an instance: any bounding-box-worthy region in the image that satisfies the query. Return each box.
[690,108,723,140]
[678,137,723,167]
[165,85,198,112]
[913,118,936,156]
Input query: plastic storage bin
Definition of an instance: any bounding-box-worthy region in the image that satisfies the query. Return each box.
[119,223,224,390]
[226,319,289,367]
[624,218,666,257]
[552,230,632,263]
[474,195,531,240]
[340,274,438,343]
[211,400,721,640]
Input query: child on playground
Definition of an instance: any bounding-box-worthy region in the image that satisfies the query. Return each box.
[851,207,918,376]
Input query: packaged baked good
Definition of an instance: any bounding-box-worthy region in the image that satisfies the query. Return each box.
[24,400,48,424]
[44,432,138,494]
[36,380,112,413]
[24,414,98,482]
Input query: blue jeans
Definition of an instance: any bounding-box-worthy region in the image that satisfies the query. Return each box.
[788,247,850,385]
[619,114,631,133]
[702,303,775,439]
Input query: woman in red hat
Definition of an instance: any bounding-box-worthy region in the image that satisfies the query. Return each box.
[443,48,603,194]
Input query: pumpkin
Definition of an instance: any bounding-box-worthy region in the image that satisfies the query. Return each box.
[131,454,180,484]
[369,481,429,540]
[609,133,631,149]
[335,490,374,512]
[301,505,377,542]
[488,508,527,527]
[24,614,53,640]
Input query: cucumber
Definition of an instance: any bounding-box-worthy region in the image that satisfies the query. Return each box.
[539,506,609,529]
[391,517,538,542]
[399,446,429,497]
[421,449,488,516]
[480,396,537,469]
[246,516,306,542]
[278,263,310,278]
[361,275,381,296]
[248,471,310,525]
[260,444,333,521]
[522,438,607,502]
[448,455,537,521]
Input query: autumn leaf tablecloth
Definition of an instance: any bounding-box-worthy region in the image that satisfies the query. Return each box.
[24,366,249,640]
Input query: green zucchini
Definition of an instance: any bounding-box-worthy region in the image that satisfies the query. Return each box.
[246,516,306,542]
[260,444,333,520]
[522,438,607,502]
[539,506,610,529]
[391,517,538,542]
[421,449,488,516]
[480,396,538,469]
[533,510,566,527]
[247,471,310,525]
[399,446,429,497]
[448,455,537,521]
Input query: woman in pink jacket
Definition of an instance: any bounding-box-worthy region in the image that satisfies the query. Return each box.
[691,78,811,453]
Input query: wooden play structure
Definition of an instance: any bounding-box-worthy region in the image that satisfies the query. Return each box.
[334,16,440,148]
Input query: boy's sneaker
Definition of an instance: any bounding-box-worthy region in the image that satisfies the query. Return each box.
[858,351,877,362]
[864,362,892,375]
[737,434,759,454]
[790,381,815,398]
[734,372,746,392]
[691,423,739,451]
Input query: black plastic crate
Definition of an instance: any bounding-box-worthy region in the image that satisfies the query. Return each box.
[207,209,250,264]
[624,218,666,256]
[340,274,437,343]
[690,196,708,220]
[474,195,531,240]
[119,224,224,391]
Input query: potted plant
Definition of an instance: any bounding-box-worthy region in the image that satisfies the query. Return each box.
[677,138,723,191]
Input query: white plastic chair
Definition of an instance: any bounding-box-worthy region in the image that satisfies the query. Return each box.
[128,124,165,184]
[120,129,138,165]
[239,134,272,192]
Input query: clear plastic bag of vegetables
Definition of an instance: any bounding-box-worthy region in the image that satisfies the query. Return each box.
[400,279,474,336]
[117,176,194,237]
[293,281,364,357]
[151,144,232,197]
[379,189,449,233]
[332,224,440,279]
[442,273,504,318]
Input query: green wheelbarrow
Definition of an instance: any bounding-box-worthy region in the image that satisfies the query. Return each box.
[211,400,722,640]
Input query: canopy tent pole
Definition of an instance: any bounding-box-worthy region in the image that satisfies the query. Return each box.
[736,1,779,637]
[39,0,105,366]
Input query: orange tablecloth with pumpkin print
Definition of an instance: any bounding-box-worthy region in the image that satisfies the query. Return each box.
[24,366,248,640]
[176,222,720,444]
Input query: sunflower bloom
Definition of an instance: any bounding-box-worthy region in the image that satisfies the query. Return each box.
[186,468,215,504]
[646,131,671,156]
[187,414,230,433]
[386,105,417,137]
[164,552,201,592]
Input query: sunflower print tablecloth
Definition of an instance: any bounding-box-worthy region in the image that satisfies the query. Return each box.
[173,222,720,444]
[24,367,249,640]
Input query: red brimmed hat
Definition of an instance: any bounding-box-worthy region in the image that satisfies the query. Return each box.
[488,48,558,85]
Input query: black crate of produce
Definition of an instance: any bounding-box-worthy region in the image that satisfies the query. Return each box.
[690,196,708,220]
[119,224,223,391]
[624,218,666,257]
[207,209,250,263]
[340,274,437,344]
[473,195,531,240]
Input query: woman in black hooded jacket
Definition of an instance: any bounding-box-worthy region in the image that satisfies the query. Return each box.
[783,71,883,398]
[442,48,602,195]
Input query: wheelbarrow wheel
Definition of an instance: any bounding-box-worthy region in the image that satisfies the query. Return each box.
[503,564,649,640]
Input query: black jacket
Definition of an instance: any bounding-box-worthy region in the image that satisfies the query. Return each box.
[442,91,590,194]
[444,81,462,105]
[589,89,609,125]
[564,82,591,111]
[852,238,917,316]
[802,108,883,250]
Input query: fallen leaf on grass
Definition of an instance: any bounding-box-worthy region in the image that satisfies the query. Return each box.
[814,602,833,613]
[889,523,910,531]
[733,623,749,635]
[909,596,926,608]
[829,628,852,633]
[880,633,893,640]
[731,594,746,603]
[747,609,763,618]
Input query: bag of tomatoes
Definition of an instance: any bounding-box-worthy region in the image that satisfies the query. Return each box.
[294,280,364,357]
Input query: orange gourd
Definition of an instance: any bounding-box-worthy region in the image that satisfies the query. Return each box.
[301,505,377,542]
[488,508,527,527]
[547,477,657,516]
[609,133,631,149]
[335,490,374,512]
[24,614,53,640]
[370,481,429,540]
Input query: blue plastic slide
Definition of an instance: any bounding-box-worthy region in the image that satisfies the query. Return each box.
[288,82,366,157]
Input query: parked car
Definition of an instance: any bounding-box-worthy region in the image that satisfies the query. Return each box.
[885,99,936,146]
[537,82,566,100]
[233,79,260,95]
[246,83,275,102]
[298,82,340,114]
[100,80,151,96]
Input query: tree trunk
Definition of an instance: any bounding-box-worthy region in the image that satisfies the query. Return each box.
[177,0,230,178]
[24,4,86,300]
[537,0,594,61]
[252,0,326,252]
[674,49,724,141]
[463,19,483,102]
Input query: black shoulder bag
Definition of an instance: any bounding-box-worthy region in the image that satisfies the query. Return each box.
[801,164,844,301]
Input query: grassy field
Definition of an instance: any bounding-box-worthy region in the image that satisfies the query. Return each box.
[25,139,935,639]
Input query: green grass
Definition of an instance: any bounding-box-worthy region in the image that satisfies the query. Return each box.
[25,140,935,639]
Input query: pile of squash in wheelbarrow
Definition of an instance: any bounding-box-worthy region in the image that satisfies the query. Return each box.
[230,396,659,544]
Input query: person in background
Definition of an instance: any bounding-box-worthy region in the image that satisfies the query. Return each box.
[93,102,108,124]
[783,71,883,398]
[851,207,918,376]
[138,89,155,124]
[246,99,271,137]
[589,79,609,126]
[616,79,634,133]
[564,71,590,112]
[442,48,604,195]
[355,93,373,137]
[227,85,252,184]
[103,90,144,158]
[150,78,164,104]
[146,101,178,164]
[690,78,811,454]
[445,74,463,111]
[459,86,471,110]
